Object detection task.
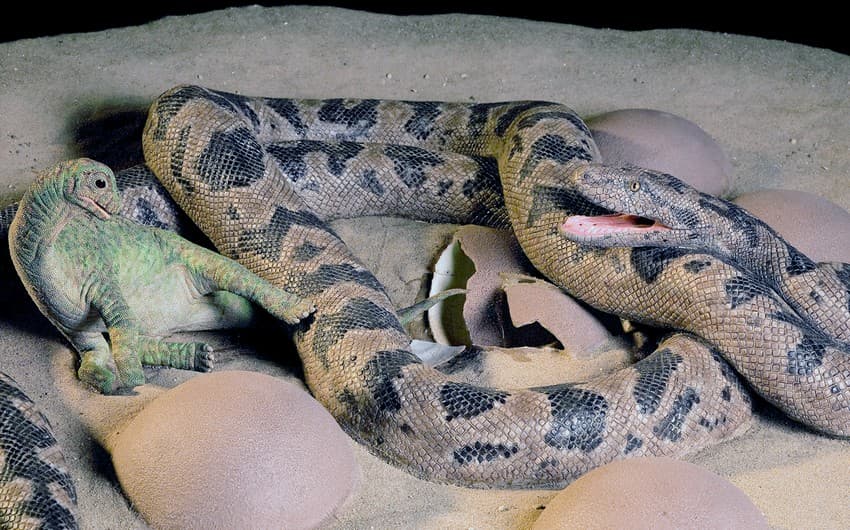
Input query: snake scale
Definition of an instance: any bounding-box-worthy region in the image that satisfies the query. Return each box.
[0,373,76,528]
[2,84,850,525]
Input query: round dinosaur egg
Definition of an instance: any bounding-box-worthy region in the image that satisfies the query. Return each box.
[733,188,850,263]
[532,457,768,530]
[109,370,358,528]
[587,109,732,196]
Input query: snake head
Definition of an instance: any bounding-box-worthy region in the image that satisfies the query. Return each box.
[62,158,122,220]
[559,164,730,253]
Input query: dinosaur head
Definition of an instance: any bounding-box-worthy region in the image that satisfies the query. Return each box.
[61,158,122,220]
[559,164,729,253]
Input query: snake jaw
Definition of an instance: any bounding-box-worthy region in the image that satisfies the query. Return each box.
[560,213,673,244]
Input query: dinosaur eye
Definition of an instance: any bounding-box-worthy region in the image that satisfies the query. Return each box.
[95,178,107,189]
[629,180,641,192]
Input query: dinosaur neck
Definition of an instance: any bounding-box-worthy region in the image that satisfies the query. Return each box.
[11,178,77,265]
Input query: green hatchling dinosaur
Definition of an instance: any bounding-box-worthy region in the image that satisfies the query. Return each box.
[8,158,316,393]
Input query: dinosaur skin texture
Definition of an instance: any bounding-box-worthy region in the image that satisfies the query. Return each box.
[8,158,315,393]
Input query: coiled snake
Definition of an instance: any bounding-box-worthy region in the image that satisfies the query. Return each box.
[2,84,850,524]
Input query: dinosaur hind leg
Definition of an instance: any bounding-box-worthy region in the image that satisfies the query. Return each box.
[68,330,119,393]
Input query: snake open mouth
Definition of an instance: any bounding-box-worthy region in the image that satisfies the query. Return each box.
[560,213,672,237]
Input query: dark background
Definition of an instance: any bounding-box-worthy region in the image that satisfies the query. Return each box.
[3,2,847,56]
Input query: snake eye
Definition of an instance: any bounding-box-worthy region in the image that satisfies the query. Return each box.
[95,178,107,189]
[629,180,641,192]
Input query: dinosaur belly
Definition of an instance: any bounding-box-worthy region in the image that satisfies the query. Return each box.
[116,261,256,336]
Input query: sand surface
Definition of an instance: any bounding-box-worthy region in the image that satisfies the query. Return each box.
[0,6,848,529]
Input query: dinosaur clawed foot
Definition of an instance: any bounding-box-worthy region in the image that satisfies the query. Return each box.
[282,298,317,325]
[138,339,215,372]
[267,293,317,325]
[78,349,119,394]
[78,336,216,393]
[194,342,215,372]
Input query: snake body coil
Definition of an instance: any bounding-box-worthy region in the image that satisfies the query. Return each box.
[139,86,849,486]
[0,373,77,528]
[1,85,848,524]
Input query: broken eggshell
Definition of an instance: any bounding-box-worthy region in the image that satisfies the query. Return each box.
[427,226,616,353]
[427,234,476,345]
[502,273,619,356]
[428,225,535,346]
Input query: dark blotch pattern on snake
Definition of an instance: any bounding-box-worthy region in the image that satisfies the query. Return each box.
[1,86,848,497]
[0,373,78,528]
[134,89,768,487]
[105,88,850,486]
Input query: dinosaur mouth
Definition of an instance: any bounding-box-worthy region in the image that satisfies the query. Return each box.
[80,197,115,220]
[560,213,671,237]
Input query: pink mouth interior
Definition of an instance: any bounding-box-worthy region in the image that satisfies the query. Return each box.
[560,213,671,237]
